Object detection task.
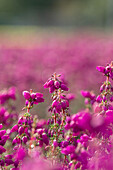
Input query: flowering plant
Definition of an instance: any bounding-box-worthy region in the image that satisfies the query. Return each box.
[0,62,113,169]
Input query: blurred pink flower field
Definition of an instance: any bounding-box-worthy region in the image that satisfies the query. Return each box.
[0,29,113,112]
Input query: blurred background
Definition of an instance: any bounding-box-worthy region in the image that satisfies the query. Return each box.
[0,0,113,27]
[0,0,113,117]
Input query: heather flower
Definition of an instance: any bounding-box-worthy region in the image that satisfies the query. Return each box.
[66,116,71,123]
[22,136,28,144]
[36,93,43,97]
[60,84,68,91]
[56,103,62,113]
[96,95,102,103]
[44,73,69,94]
[65,93,75,100]
[23,91,31,100]
[0,159,5,166]
[81,90,91,98]
[37,128,44,135]
[96,66,105,73]
[80,134,91,142]
[100,84,105,92]
[61,148,69,155]
[5,159,14,165]
[38,140,43,147]
[8,87,16,100]
[61,141,69,148]
[25,100,29,106]
[90,114,105,129]
[64,123,70,130]
[110,72,113,80]
[48,80,54,87]
[103,95,107,102]
[81,90,96,102]
[1,135,9,140]
[0,145,6,154]
[0,124,3,129]
[43,82,48,88]
[42,133,49,145]
[61,101,67,110]
[0,87,16,105]
[53,140,58,147]
[71,111,92,131]
[70,152,78,160]
[105,110,113,124]
[110,96,113,102]
[18,117,23,124]
[18,126,24,135]
[54,81,60,89]
[52,100,59,108]
[75,162,81,169]
[23,90,44,107]
[0,130,6,137]
[30,93,36,99]
[5,154,13,159]
[34,97,44,104]
[0,139,7,146]
[49,86,55,93]
[12,138,18,145]
[11,125,18,132]
[105,65,112,73]
[66,145,76,154]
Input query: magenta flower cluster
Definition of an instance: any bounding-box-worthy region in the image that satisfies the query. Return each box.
[1,62,113,169]
[23,90,44,108]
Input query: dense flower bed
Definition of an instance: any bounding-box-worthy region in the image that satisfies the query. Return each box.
[0,33,113,114]
[0,62,113,169]
[0,34,112,93]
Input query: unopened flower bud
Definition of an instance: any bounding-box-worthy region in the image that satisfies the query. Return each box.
[54,81,60,89]
[22,136,27,144]
[18,126,24,135]
[47,80,54,87]
[31,93,36,99]
[0,145,6,154]
[0,130,6,137]
[49,86,55,93]
[23,91,31,100]
[61,84,68,91]
[96,95,102,103]
[11,125,18,133]
[53,140,58,147]
[96,66,105,73]
[37,129,44,135]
